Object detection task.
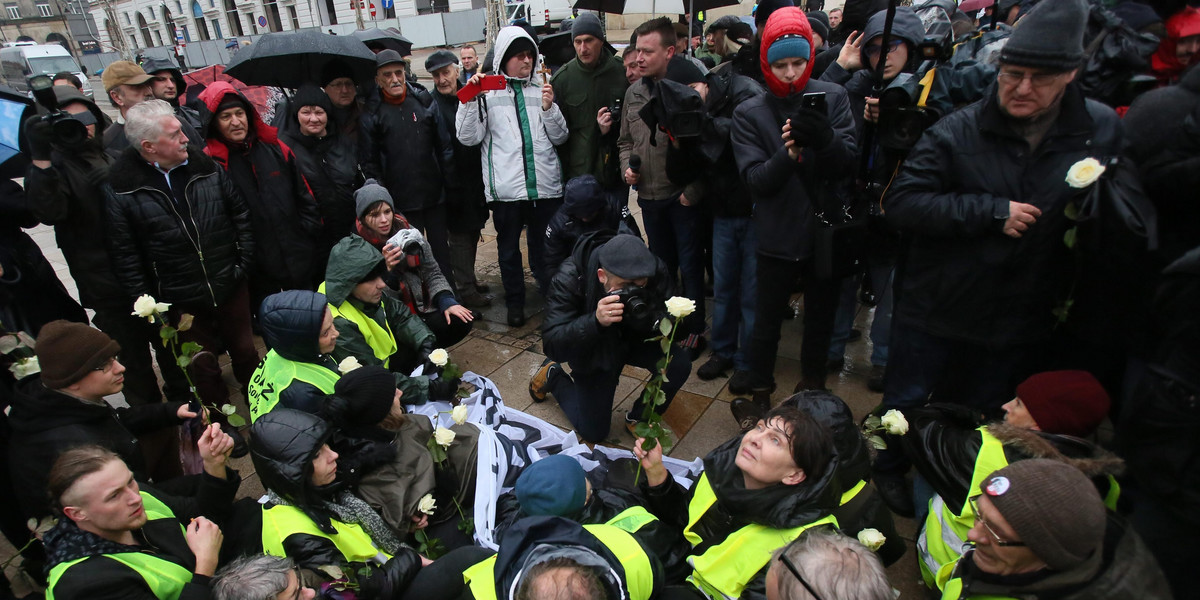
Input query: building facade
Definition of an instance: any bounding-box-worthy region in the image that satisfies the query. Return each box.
[0,0,84,53]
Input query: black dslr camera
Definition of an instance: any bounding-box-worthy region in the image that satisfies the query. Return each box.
[614,285,660,334]
[608,98,622,123]
[28,74,91,146]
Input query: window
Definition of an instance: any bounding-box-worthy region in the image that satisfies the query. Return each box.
[210,18,221,38]
[6,5,19,19]
[123,12,131,24]
[37,3,52,17]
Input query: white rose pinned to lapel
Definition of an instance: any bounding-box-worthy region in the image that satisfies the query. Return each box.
[1065,158,1105,188]
[337,356,362,374]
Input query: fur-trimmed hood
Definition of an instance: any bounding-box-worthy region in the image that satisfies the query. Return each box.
[985,422,1125,480]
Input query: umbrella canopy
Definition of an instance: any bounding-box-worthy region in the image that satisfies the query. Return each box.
[182,64,274,119]
[0,84,32,179]
[351,27,414,56]
[225,29,377,88]
[538,30,618,70]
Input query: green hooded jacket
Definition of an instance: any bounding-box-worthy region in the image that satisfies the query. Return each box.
[322,235,437,403]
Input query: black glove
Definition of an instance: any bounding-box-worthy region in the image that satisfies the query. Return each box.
[788,107,834,150]
[23,115,53,162]
[427,377,461,402]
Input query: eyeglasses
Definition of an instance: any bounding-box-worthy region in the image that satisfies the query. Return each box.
[778,552,824,600]
[969,496,1026,547]
[93,356,120,373]
[863,39,904,59]
[996,69,1064,89]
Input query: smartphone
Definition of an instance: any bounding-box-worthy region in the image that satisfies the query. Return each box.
[457,75,509,103]
[801,92,827,113]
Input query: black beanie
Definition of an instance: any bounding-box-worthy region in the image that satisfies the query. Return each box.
[999,0,1088,72]
[501,36,538,75]
[807,11,830,42]
[334,365,397,427]
[216,93,245,115]
[292,83,332,114]
[757,0,795,27]
[664,55,706,86]
[320,59,356,87]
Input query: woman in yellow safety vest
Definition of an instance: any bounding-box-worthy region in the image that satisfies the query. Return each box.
[633,404,842,600]
[247,290,343,422]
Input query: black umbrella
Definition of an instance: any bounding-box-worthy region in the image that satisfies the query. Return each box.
[538,30,618,70]
[352,27,414,56]
[225,30,377,88]
[572,0,737,15]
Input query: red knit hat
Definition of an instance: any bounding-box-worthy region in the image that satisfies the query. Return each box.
[1014,371,1110,438]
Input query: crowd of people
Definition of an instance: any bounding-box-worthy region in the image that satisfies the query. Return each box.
[1,0,1198,598]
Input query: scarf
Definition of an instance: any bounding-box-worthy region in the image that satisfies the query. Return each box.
[267,489,409,556]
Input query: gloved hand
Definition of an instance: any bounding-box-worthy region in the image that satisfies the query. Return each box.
[427,377,461,402]
[24,115,53,162]
[788,107,834,150]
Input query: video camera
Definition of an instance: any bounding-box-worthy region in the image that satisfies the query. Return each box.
[28,74,92,147]
[877,68,940,151]
[638,78,705,146]
[386,228,425,255]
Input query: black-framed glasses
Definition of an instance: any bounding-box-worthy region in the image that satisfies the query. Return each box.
[778,552,824,600]
[863,39,904,59]
[93,356,120,373]
[969,496,1027,547]
[996,69,1064,89]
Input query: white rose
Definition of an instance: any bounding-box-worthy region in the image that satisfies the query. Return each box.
[429,348,449,367]
[857,528,886,552]
[665,296,696,319]
[417,493,437,515]
[880,409,909,436]
[451,404,469,425]
[0,334,18,354]
[131,294,159,319]
[9,357,39,380]
[1065,157,1105,189]
[434,426,456,448]
[337,356,362,374]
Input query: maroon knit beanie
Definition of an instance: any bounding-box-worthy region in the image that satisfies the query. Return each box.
[1015,371,1110,438]
[35,321,121,389]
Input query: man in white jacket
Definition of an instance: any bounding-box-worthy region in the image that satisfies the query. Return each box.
[456,26,569,327]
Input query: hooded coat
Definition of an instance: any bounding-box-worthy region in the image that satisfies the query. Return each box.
[105,144,255,308]
[199,82,322,291]
[249,408,421,599]
[322,235,436,403]
[640,429,842,597]
[6,377,186,519]
[140,57,204,131]
[730,8,859,261]
[543,175,638,270]
[430,81,488,234]
[24,86,126,310]
[1151,6,1200,84]
[551,46,629,186]
[258,290,342,416]
[456,26,571,204]
[359,79,452,213]
[541,231,673,375]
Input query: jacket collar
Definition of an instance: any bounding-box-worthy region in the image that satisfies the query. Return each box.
[978,82,1095,142]
[109,145,216,194]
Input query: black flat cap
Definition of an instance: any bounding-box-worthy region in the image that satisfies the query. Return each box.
[425,49,459,73]
[597,235,657,279]
[376,49,405,70]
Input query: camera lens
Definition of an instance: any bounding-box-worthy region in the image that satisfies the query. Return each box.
[626,296,650,318]
[52,118,88,146]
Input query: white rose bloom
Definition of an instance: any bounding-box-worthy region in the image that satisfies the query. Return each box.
[0,335,18,354]
[451,404,469,425]
[857,528,886,551]
[429,348,449,367]
[665,296,696,319]
[131,294,160,318]
[154,302,171,314]
[1065,157,1105,188]
[417,494,437,515]
[9,357,40,379]
[337,356,363,374]
[881,409,909,436]
[434,426,456,447]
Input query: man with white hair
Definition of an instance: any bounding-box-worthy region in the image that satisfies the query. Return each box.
[104,99,259,405]
[766,528,892,600]
[213,555,316,600]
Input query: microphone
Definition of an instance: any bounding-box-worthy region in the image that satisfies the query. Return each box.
[628,155,641,191]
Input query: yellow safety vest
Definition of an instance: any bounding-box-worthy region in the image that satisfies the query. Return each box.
[260,503,391,565]
[247,349,341,422]
[318,282,398,368]
[47,493,192,600]
[463,508,659,600]
[683,473,840,600]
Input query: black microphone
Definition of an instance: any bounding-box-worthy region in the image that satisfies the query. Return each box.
[628,155,641,191]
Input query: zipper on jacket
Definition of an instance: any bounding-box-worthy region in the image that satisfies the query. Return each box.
[124,172,219,308]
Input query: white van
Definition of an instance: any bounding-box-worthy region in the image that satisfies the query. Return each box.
[0,43,94,99]
[506,0,574,32]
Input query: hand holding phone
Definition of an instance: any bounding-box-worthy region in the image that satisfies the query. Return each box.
[457,74,508,103]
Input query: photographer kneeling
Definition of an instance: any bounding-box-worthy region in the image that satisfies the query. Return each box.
[535,234,692,443]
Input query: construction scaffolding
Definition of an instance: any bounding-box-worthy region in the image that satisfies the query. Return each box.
[484,0,508,50]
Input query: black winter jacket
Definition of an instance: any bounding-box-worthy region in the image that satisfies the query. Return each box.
[640,433,841,594]
[730,80,858,260]
[258,290,343,418]
[248,409,421,600]
[43,476,240,600]
[666,71,765,218]
[105,146,254,308]
[359,84,453,213]
[6,377,186,519]
[199,82,321,290]
[24,87,127,310]
[542,232,673,375]
[279,125,362,253]
[432,87,489,234]
[884,84,1122,346]
[543,184,637,272]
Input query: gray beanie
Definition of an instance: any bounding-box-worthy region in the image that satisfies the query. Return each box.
[981,459,1106,571]
[354,179,394,220]
[572,13,605,42]
[999,0,1087,72]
